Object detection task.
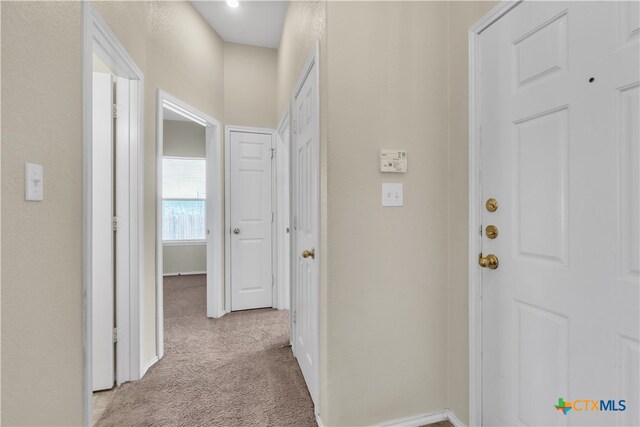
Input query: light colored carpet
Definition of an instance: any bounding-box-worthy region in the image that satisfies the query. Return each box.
[96,274,316,427]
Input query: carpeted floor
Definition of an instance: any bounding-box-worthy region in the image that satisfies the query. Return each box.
[96,274,316,427]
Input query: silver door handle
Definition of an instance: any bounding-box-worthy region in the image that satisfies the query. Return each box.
[233,228,240,235]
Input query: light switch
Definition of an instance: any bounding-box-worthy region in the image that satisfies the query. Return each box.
[382,183,403,207]
[25,162,44,201]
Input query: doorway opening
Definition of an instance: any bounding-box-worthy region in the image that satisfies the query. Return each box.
[155,90,224,361]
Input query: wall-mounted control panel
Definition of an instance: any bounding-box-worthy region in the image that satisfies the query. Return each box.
[380,150,407,173]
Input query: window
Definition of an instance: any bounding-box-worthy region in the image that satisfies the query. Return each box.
[162,157,206,242]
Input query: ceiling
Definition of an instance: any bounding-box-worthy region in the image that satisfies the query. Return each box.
[191,1,288,49]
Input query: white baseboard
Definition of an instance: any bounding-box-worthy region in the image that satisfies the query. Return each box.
[444,409,464,427]
[141,355,159,377]
[377,409,465,427]
[163,271,206,277]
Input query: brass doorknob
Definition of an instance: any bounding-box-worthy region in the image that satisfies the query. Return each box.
[233,228,240,234]
[485,225,498,239]
[302,248,316,259]
[478,253,499,269]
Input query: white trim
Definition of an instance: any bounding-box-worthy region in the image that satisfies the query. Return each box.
[445,409,466,427]
[163,271,207,277]
[162,240,207,246]
[468,2,522,426]
[83,4,144,425]
[156,90,224,363]
[290,42,322,408]
[315,411,324,427]
[224,125,277,313]
[276,105,291,312]
[141,355,159,377]
[376,410,448,427]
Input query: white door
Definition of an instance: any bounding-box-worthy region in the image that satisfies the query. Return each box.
[229,130,274,311]
[92,72,115,391]
[277,116,291,310]
[480,2,639,426]
[292,57,320,405]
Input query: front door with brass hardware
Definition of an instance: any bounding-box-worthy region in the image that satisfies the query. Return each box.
[477,2,639,426]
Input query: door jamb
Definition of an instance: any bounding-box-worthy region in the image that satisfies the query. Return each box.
[276,106,292,315]
[224,125,276,313]
[156,90,224,362]
[468,1,523,425]
[82,3,144,425]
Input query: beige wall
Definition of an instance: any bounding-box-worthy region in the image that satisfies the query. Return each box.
[162,119,207,275]
[446,2,497,424]
[163,245,206,275]
[163,119,206,158]
[93,0,225,367]
[324,2,450,424]
[1,2,84,425]
[224,43,277,128]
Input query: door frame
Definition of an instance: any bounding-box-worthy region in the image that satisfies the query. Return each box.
[156,90,224,361]
[224,125,276,313]
[82,3,144,425]
[276,106,291,311]
[290,43,321,411]
[468,1,523,425]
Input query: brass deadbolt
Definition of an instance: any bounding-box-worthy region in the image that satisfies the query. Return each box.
[485,225,498,239]
[486,198,498,212]
[479,253,499,269]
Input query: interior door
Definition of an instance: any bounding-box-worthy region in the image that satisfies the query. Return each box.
[229,130,273,311]
[92,72,115,391]
[479,2,639,426]
[292,58,320,405]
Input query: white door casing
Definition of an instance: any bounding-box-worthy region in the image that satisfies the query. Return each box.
[227,128,274,311]
[292,49,320,406]
[92,72,115,392]
[476,2,639,426]
[277,108,292,311]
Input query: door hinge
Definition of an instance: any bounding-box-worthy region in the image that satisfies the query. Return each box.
[271,148,276,159]
[112,216,119,231]
[272,212,275,223]
[293,216,297,230]
[293,310,297,324]
[113,328,118,343]
[292,120,297,134]
[272,274,274,287]
[112,104,121,119]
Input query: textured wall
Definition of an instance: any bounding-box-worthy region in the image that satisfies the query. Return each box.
[324,2,450,424]
[446,2,498,424]
[93,0,225,365]
[224,43,277,128]
[1,2,84,425]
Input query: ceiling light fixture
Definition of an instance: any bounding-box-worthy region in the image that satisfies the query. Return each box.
[226,0,239,8]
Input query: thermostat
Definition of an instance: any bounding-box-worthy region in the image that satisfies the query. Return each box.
[380,150,407,173]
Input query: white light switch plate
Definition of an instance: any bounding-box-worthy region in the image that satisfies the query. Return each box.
[25,162,44,201]
[382,183,403,207]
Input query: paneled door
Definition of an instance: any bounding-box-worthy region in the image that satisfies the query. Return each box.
[292,55,320,406]
[228,129,274,311]
[479,2,639,425]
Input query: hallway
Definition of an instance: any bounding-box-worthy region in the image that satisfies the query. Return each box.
[95,275,316,426]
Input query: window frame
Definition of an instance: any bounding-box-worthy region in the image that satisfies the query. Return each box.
[161,156,207,244]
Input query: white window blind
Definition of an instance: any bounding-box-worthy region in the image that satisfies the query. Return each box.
[162,158,206,241]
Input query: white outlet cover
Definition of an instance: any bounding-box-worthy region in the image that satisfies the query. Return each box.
[25,162,44,201]
[381,183,403,207]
